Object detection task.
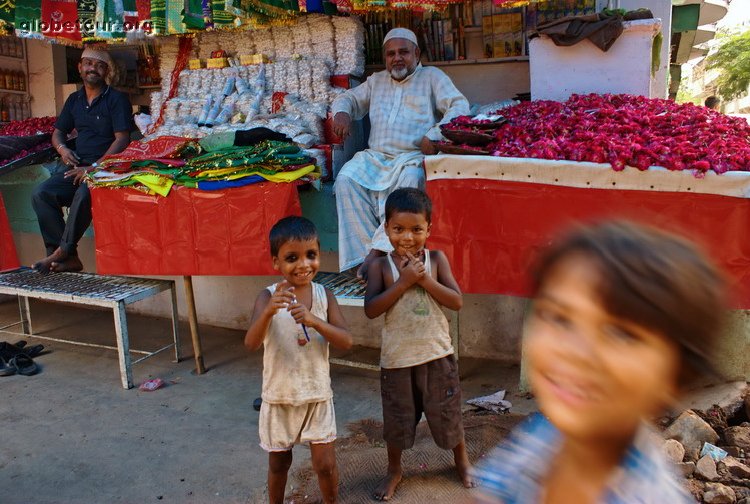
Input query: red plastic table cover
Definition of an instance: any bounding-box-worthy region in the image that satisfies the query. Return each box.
[0,192,20,271]
[90,183,302,275]
[425,155,750,308]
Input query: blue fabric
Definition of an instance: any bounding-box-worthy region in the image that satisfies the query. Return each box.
[196,176,264,190]
[305,0,323,12]
[54,85,134,165]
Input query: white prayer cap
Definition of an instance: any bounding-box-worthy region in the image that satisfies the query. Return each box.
[81,47,118,85]
[81,47,113,68]
[383,28,418,47]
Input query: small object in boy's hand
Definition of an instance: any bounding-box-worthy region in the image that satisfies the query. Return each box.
[253,397,262,411]
[139,378,165,391]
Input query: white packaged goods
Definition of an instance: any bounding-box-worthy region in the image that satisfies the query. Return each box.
[332,15,365,75]
[147,16,365,147]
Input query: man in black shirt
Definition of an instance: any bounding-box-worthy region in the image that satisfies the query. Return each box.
[32,47,132,273]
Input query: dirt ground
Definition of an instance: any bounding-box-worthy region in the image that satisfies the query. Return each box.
[0,297,534,504]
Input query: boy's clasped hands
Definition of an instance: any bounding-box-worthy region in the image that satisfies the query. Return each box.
[393,250,428,287]
[266,281,317,328]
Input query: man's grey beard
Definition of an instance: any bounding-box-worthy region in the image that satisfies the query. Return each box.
[390,67,409,81]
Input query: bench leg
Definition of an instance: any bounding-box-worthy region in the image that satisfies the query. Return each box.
[183,276,206,374]
[113,301,134,389]
[169,283,181,363]
[17,296,32,335]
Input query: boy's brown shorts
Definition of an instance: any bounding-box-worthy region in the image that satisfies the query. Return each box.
[380,355,464,450]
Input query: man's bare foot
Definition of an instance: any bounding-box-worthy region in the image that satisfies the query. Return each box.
[373,470,402,501]
[31,247,68,274]
[356,250,386,281]
[50,255,83,273]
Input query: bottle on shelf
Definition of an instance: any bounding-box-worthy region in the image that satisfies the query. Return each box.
[21,98,30,120]
[8,96,17,122]
[0,69,7,90]
[0,38,8,57]
[5,70,13,91]
[16,71,24,92]
[14,38,22,58]
[1,97,9,122]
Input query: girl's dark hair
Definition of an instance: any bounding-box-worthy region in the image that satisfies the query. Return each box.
[385,188,432,223]
[269,216,318,257]
[532,221,726,384]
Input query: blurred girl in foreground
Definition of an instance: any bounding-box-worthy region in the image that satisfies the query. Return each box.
[473,221,725,504]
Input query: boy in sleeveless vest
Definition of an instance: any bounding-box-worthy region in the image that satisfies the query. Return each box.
[364,188,474,501]
[245,216,353,504]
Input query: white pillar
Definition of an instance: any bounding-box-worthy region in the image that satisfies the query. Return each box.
[618,0,672,99]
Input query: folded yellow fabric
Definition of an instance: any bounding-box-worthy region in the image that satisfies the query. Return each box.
[132,174,175,197]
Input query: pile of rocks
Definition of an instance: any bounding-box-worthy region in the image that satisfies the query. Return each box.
[662,389,750,503]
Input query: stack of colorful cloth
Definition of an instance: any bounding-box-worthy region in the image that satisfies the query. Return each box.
[85,131,319,197]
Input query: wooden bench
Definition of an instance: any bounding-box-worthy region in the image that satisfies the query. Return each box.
[0,268,180,389]
[313,272,460,372]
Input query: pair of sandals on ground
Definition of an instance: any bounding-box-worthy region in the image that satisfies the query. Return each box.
[0,340,45,376]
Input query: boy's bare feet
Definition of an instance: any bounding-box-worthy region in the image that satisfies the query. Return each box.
[453,442,476,488]
[373,469,402,501]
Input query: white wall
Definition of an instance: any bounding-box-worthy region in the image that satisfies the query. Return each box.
[618,0,672,98]
[530,19,662,101]
[437,60,530,105]
[27,39,67,118]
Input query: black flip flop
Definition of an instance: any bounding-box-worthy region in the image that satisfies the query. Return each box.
[0,342,40,375]
[9,354,37,376]
[22,344,45,358]
[0,355,15,376]
[7,341,44,358]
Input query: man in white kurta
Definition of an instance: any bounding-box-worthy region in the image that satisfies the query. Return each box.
[331,28,470,277]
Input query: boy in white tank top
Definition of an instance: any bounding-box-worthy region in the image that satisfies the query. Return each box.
[364,188,475,501]
[245,216,353,504]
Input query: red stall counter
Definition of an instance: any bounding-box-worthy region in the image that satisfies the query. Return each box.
[0,192,19,271]
[90,182,302,276]
[425,155,750,308]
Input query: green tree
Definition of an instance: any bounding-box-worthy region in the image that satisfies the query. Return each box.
[706,30,750,101]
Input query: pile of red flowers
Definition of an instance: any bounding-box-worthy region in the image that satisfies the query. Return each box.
[1,142,52,165]
[445,94,750,174]
[0,116,56,137]
[0,117,57,166]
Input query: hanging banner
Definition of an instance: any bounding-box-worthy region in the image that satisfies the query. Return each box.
[77,0,97,39]
[0,0,16,33]
[40,0,81,42]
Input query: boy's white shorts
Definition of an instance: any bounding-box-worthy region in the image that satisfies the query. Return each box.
[259,398,337,452]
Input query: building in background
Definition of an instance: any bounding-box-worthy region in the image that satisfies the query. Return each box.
[675,0,749,115]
